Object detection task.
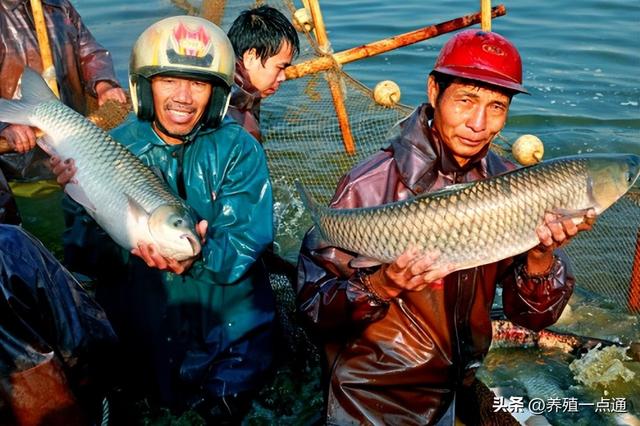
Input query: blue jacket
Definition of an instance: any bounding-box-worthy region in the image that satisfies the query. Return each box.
[62,116,275,408]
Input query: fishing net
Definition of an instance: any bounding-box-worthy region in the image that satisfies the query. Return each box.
[85,97,132,132]
[564,191,640,313]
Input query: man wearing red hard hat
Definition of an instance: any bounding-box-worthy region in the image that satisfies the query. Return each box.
[296,30,596,424]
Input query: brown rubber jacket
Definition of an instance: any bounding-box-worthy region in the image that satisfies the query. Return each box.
[296,104,574,425]
[0,0,120,120]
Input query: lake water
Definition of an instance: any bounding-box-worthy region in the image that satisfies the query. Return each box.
[16,0,640,423]
[75,0,639,158]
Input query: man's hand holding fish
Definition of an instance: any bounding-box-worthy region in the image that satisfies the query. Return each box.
[366,247,454,300]
[132,220,208,274]
[528,209,597,274]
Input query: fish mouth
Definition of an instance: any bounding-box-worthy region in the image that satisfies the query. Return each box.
[627,154,640,187]
[182,233,201,256]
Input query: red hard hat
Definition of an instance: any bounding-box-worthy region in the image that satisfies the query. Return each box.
[433,30,528,94]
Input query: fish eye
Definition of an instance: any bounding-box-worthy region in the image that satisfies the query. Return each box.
[173,218,184,228]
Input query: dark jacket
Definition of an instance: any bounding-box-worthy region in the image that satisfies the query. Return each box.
[62,117,276,410]
[0,0,119,119]
[296,104,574,425]
[0,168,19,224]
[227,60,262,142]
[0,0,120,179]
[0,224,117,424]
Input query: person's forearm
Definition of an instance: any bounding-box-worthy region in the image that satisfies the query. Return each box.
[525,248,556,276]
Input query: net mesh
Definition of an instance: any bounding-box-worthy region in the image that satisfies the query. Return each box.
[564,192,640,312]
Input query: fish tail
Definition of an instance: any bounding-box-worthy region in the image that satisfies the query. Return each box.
[0,68,56,126]
[294,180,322,224]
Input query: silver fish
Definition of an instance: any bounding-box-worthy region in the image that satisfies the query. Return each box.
[297,153,640,271]
[0,68,200,260]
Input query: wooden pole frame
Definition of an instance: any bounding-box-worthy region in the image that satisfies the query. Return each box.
[481,0,492,31]
[200,0,226,26]
[306,0,329,52]
[285,5,507,80]
[29,0,59,97]
[284,3,506,155]
[305,0,356,155]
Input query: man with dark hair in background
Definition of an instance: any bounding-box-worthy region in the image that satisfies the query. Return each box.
[227,5,299,141]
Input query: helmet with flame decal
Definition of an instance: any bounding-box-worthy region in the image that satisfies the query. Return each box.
[129,16,235,128]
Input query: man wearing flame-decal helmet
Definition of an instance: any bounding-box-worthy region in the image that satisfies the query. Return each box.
[58,16,275,423]
[296,30,597,424]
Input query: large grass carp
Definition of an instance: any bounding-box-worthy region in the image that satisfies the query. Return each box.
[297,153,640,271]
[0,68,200,260]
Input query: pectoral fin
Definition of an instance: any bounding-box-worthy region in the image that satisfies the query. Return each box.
[125,193,151,222]
[65,183,96,215]
[548,207,593,225]
[349,255,384,269]
[35,134,57,157]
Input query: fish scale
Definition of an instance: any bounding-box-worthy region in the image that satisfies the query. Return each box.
[298,154,640,271]
[0,68,200,260]
[33,100,181,210]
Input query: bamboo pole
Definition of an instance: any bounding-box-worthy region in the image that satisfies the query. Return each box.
[306,0,356,155]
[0,139,13,154]
[481,0,492,31]
[29,0,59,97]
[327,72,355,155]
[306,0,329,52]
[628,229,640,312]
[171,0,198,16]
[200,0,226,26]
[285,4,506,80]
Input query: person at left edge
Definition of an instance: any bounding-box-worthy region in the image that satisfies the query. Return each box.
[0,224,118,426]
[56,16,275,423]
[0,0,126,175]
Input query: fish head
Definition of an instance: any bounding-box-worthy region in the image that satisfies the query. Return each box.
[586,154,640,213]
[148,204,201,261]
